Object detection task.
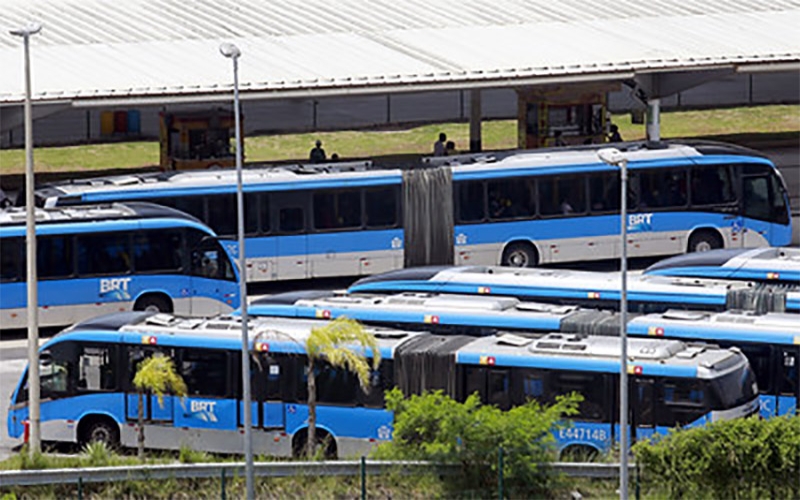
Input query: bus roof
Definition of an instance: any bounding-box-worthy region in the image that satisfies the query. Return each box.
[0,202,211,236]
[57,311,426,358]
[456,332,742,379]
[248,290,584,331]
[0,201,199,225]
[629,309,800,345]
[34,161,403,204]
[426,140,770,178]
[350,265,756,299]
[645,247,800,279]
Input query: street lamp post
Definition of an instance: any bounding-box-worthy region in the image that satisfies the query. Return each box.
[597,147,629,499]
[10,21,43,457]
[219,41,254,500]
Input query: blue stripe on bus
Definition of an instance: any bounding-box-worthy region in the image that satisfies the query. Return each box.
[456,352,698,377]
[0,217,213,238]
[647,266,800,283]
[245,304,563,331]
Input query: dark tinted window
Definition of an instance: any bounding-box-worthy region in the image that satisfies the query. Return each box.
[313,190,362,230]
[638,168,687,209]
[589,172,620,213]
[279,207,304,233]
[133,230,183,273]
[151,196,205,221]
[361,361,393,409]
[364,187,398,228]
[77,232,131,276]
[206,194,260,237]
[690,165,736,206]
[1,237,23,282]
[456,181,485,222]
[539,176,586,216]
[488,178,535,220]
[38,236,74,279]
[657,378,709,426]
[314,362,360,405]
[547,371,607,421]
[742,176,771,221]
[779,348,798,397]
[180,349,229,398]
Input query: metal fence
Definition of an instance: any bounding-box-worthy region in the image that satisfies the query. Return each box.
[0,460,632,488]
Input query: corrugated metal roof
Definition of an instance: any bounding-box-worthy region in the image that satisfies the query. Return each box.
[1,0,798,105]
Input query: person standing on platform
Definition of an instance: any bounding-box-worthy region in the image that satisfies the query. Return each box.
[433,132,447,156]
[309,139,327,163]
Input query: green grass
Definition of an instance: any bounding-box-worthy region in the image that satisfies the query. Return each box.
[0,104,798,176]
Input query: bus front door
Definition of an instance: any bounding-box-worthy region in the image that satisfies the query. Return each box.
[189,239,239,315]
[271,193,309,280]
[631,378,657,443]
[244,353,286,430]
[125,347,175,425]
[778,347,799,416]
[740,175,775,247]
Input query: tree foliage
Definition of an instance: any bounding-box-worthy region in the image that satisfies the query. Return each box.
[373,388,582,498]
[634,415,800,499]
[132,355,187,460]
[305,317,380,457]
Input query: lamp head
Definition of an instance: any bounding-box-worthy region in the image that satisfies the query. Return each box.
[9,22,42,37]
[597,147,626,166]
[219,42,241,59]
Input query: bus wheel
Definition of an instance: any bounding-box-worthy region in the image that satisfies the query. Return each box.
[559,444,599,462]
[134,294,173,313]
[292,430,338,459]
[502,242,538,268]
[80,416,120,449]
[688,230,722,253]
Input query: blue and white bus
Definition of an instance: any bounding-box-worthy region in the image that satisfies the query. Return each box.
[30,140,792,281]
[645,247,800,285]
[348,265,800,314]
[248,291,798,419]
[0,203,240,329]
[7,312,758,458]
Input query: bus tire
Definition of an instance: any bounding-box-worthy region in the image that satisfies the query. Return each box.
[559,444,599,462]
[79,415,120,449]
[688,230,723,253]
[134,294,173,313]
[291,429,338,459]
[501,242,538,268]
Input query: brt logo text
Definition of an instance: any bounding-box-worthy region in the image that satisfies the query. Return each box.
[100,278,132,294]
[628,213,654,231]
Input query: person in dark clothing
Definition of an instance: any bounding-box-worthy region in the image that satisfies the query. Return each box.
[309,140,326,163]
[608,124,622,142]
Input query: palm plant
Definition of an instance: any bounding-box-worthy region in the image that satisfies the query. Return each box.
[132,354,187,460]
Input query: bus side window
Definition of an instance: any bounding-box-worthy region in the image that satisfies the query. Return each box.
[742,176,771,221]
[547,371,607,422]
[364,187,398,228]
[76,233,131,276]
[0,237,22,282]
[690,165,735,206]
[455,181,485,223]
[39,341,79,398]
[38,236,74,279]
[180,349,229,398]
[126,346,175,390]
[133,230,183,273]
[77,345,116,392]
[780,348,798,398]
[279,207,305,233]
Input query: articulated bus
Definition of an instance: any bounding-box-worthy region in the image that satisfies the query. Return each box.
[30,140,792,282]
[8,312,758,458]
[0,203,239,329]
[645,247,800,285]
[249,290,799,418]
[348,266,800,314]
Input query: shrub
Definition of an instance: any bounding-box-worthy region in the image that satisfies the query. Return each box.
[634,415,800,499]
[372,388,581,498]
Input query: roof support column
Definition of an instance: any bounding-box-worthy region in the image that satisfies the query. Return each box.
[646,98,660,142]
[469,89,482,152]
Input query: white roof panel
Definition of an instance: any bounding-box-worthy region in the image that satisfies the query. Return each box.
[1,0,798,105]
